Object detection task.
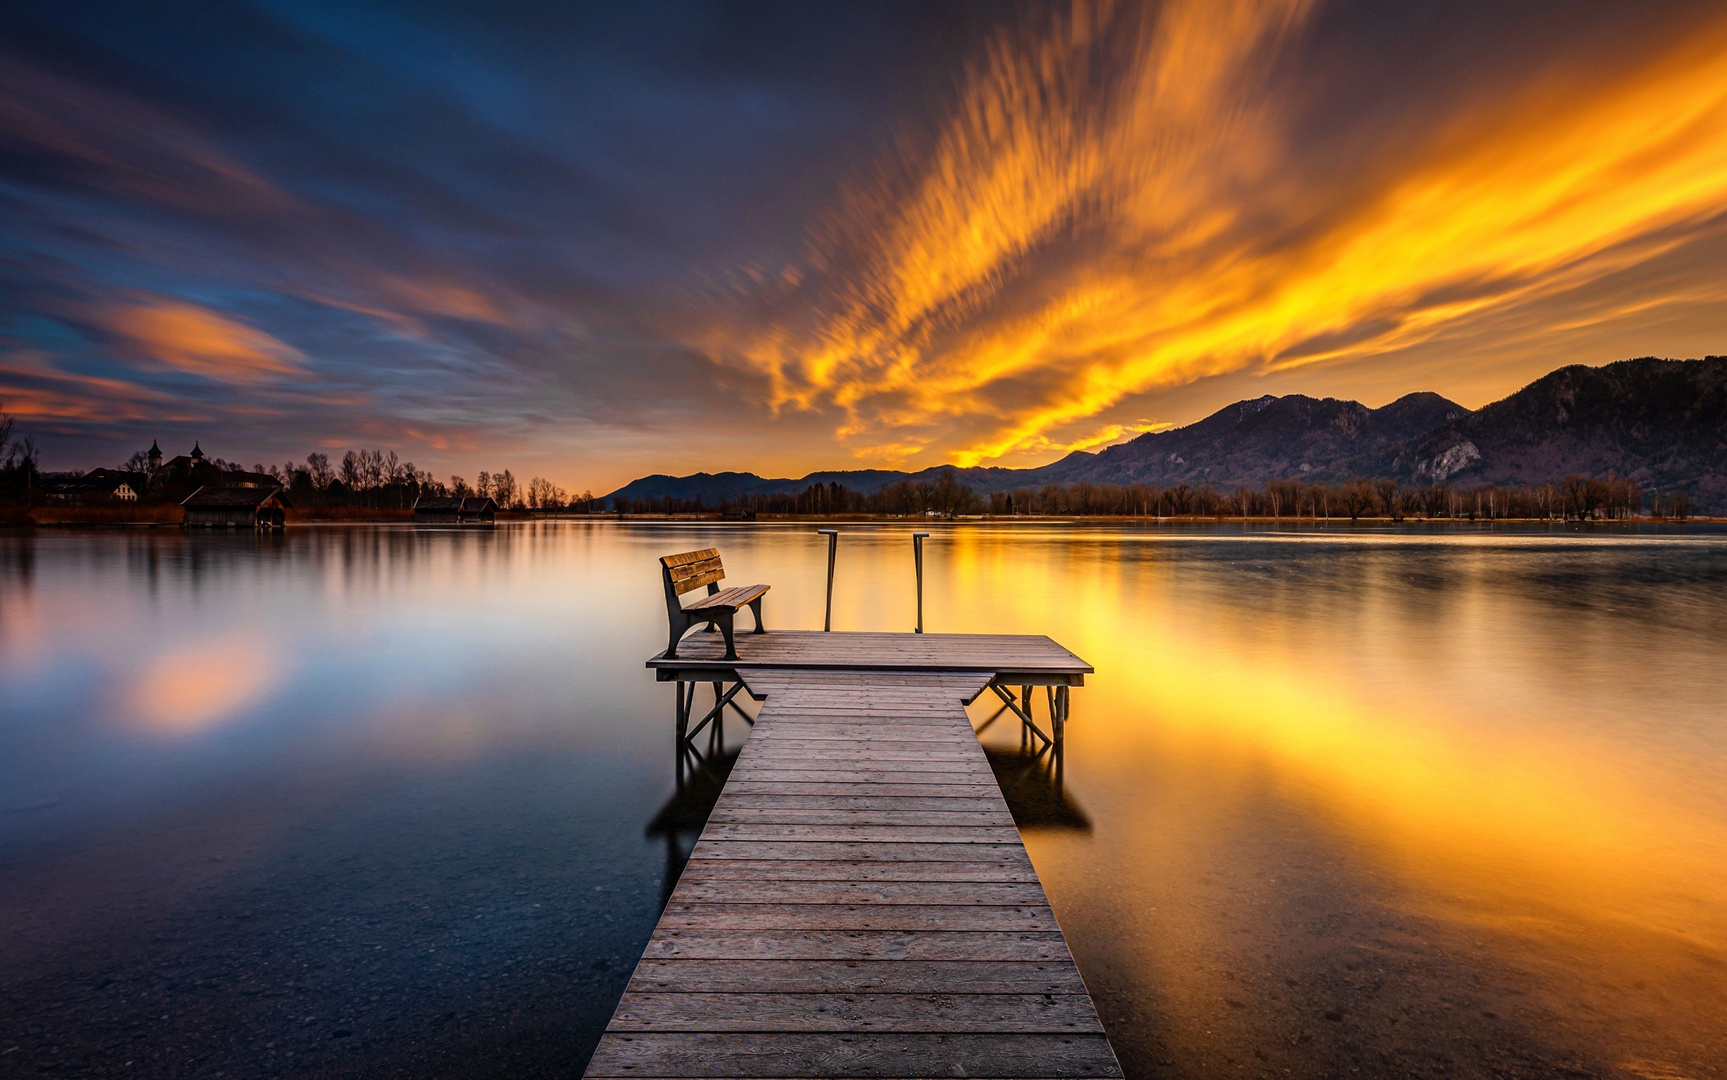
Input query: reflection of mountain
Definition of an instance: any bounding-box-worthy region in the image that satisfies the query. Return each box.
[983,746,1089,831]
[645,741,738,907]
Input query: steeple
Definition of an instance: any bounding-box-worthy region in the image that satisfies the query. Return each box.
[190,441,204,461]
[147,440,162,472]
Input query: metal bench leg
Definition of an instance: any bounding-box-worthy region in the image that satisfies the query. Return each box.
[749,597,766,633]
[666,614,690,660]
[717,610,738,660]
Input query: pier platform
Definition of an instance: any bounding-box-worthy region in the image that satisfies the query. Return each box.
[585,634,1119,1080]
[647,629,1093,685]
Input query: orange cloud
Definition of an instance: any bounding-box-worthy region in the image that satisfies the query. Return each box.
[697,0,1727,467]
[0,352,182,421]
[104,300,302,383]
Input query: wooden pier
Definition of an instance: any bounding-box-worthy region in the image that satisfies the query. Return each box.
[584,632,1119,1080]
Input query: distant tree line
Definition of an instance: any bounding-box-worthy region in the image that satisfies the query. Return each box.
[0,407,597,513]
[243,450,599,512]
[614,471,1686,521]
[984,473,1660,521]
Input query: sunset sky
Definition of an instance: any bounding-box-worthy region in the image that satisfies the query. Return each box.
[3,0,1726,492]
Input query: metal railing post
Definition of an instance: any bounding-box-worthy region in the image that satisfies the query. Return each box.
[817,529,838,632]
[912,531,929,633]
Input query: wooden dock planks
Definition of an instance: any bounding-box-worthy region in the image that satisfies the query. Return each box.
[584,672,1122,1080]
[648,631,1094,684]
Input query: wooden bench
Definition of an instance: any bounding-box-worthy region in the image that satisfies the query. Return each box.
[660,548,768,661]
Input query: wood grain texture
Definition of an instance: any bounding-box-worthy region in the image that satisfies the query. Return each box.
[583,661,1119,1079]
[650,631,1092,682]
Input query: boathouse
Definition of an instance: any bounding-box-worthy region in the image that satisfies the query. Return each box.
[412,495,462,522]
[460,496,497,522]
[181,486,290,529]
[412,495,497,523]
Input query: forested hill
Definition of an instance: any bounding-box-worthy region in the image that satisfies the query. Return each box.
[603,356,1727,509]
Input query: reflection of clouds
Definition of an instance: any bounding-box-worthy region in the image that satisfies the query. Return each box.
[130,636,283,736]
[987,533,1727,947]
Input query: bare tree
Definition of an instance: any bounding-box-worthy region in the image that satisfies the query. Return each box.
[1339,480,1376,520]
[306,453,333,490]
[493,469,518,508]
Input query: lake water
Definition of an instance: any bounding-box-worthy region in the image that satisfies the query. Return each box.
[2,522,1724,1079]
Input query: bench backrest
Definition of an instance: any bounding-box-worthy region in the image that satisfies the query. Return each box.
[661,548,725,598]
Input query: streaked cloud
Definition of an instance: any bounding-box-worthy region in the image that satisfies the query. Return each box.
[1,2,1725,486]
[102,300,303,383]
[699,0,1727,466]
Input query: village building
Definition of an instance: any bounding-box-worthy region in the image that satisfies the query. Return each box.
[181,486,290,529]
[39,468,147,504]
[142,440,275,501]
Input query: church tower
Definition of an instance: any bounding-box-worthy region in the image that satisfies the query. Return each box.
[147,440,162,474]
[190,441,205,462]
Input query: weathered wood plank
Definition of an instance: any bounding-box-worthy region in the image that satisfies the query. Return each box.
[698,824,1024,844]
[667,879,1051,906]
[675,859,1042,883]
[654,903,1058,932]
[584,1031,1121,1078]
[732,770,997,785]
[738,753,988,768]
[690,841,1032,862]
[642,929,1074,962]
[607,991,1106,1034]
[722,782,1010,798]
[660,547,719,568]
[623,959,1090,995]
[705,809,1015,827]
[714,795,1007,812]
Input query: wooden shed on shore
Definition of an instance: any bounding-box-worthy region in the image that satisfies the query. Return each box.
[181,486,290,529]
[412,495,463,522]
[460,496,497,522]
[413,495,497,523]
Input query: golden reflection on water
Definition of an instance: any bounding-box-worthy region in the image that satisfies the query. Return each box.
[938,527,1727,1075]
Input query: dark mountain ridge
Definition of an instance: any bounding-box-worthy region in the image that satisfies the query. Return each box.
[1393,356,1727,503]
[604,356,1727,510]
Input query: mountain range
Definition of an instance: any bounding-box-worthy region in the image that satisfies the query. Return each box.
[606,356,1727,510]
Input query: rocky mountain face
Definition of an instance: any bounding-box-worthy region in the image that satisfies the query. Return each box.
[1392,357,1727,503]
[605,356,1727,509]
[1038,391,1470,489]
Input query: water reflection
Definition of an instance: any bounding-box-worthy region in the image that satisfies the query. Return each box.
[646,734,739,909]
[983,745,1090,831]
[2,522,1724,1079]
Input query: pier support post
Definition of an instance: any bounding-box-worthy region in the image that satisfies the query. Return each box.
[817,529,838,632]
[673,677,750,748]
[912,531,929,633]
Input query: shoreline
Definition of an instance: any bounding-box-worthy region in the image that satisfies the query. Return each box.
[5,507,1722,529]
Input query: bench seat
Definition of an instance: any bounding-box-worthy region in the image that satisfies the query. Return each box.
[684,583,769,613]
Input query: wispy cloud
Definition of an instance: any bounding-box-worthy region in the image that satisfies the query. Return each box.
[101,299,303,383]
[3,2,1727,487]
[697,0,1727,466]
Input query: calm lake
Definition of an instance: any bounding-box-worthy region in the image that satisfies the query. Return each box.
[2,522,1725,1079]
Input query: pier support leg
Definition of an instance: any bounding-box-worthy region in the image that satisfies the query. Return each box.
[676,678,747,747]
